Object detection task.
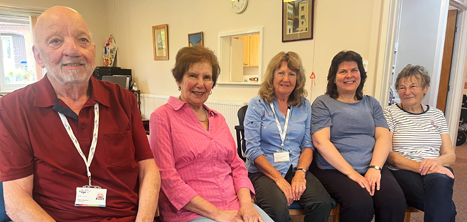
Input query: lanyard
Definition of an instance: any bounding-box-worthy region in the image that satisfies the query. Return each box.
[269,102,292,150]
[58,103,99,186]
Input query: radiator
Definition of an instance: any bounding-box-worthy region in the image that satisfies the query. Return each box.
[141,94,247,143]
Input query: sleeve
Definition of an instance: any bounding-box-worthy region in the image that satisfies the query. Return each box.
[301,99,313,150]
[383,106,395,132]
[150,108,198,211]
[370,96,389,129]
[311,96,333,135]
[0,99,34,182]
[433,108,449,135]
[244,97,266,163]
[223,119,255,197]
[127,91,153,161]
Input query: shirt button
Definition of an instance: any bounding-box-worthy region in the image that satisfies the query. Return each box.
[81,124,86,129]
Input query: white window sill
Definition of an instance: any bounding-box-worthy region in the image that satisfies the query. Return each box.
[217,82,260,86]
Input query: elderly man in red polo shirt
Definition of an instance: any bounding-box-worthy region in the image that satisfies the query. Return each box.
[0,6,160,222]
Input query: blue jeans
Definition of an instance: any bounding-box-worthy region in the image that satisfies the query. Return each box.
[0,182,11,222]
[188,204,273,222]
[391,167,456,222]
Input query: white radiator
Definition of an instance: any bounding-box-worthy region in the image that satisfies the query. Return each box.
[141,94,247,143]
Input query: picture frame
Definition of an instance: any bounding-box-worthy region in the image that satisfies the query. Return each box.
[188,32,204,47]
[152,24,169,60]
[282,0,314,42]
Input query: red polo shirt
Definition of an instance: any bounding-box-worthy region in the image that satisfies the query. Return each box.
[0,75,154,222]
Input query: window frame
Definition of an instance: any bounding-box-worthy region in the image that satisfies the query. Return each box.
[0,3,44,93]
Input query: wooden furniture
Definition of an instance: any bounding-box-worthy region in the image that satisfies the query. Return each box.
[235,33,260,67]
[404,207,422,222]
[289,203,340,222]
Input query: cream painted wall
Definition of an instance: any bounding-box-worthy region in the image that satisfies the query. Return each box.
[105,0,377,104]
[1,0,108,66]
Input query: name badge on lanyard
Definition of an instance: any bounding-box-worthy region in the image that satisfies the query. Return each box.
[270,102,291,163]
[58,103,107,207]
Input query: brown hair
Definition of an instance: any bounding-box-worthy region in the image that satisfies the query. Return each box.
[258,51,307,106]
[325,50,367,100]
[172,46,221,87]
[395,64,430,92]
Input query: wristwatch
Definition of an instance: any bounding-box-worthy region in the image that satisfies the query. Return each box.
[368,165,381,170]
[296,168,307,173]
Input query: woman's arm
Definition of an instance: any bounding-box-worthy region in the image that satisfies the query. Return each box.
[419,134,456,177]
[291,148,312,200]
[253,155,294,205]
[386,133,455,179]
[312,127,371,193]
[185,196,241,222]
[365,126,391,195]
[237,188,264,222]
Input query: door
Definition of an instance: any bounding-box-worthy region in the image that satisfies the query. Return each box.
[436,9,458,112]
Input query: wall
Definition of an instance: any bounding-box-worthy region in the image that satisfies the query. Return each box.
[393,0,443,106]
[105,0,377,106]
[0,0,108,66]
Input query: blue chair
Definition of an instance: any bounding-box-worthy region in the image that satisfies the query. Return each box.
[0,182,11,222]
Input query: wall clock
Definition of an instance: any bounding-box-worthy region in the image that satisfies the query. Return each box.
[232,0,249,14]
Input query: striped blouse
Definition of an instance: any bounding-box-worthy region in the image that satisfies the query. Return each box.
[383,104,449,170]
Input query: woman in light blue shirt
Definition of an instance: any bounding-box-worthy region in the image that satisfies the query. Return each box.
[244,51,332,222]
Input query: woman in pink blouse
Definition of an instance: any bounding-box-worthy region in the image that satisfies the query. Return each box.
[150,46,272,222]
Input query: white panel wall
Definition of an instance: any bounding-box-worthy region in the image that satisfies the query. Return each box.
[393,0,444,106]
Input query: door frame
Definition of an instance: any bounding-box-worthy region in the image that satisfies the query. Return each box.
[374,0,467,144]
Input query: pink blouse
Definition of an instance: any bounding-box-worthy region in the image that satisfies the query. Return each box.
[150,97,254,222]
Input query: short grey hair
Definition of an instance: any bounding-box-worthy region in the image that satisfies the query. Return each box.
[395,64,430,91]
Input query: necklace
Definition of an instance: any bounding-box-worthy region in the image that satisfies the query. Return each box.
[199,108,208,122]
[400,103,424,113]
[179,96,208,122]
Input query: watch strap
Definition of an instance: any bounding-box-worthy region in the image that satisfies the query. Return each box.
[368,165,381,170]
[296,168,307,173]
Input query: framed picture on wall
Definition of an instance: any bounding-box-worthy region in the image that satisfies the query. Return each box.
[188,32,204,47]
[152,24,169,60]
[282,0,314,42]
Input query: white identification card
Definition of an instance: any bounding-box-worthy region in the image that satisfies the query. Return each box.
[274,151,290,163]
[75,187,107,207]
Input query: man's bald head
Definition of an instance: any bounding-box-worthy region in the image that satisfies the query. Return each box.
[32,6,96,85]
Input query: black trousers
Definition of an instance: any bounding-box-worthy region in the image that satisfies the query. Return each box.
[310,161,406,222]
[249,166,333,222]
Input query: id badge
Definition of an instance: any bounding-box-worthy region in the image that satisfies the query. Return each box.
[75,186,107,207]
[274,151,290,163]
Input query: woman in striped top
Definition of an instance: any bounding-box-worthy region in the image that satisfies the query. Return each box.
[383,64,456,222]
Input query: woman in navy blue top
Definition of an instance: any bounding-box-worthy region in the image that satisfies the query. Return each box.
[244,51,332,222]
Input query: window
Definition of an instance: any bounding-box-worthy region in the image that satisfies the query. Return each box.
[0,4,44,92]
[218,27,263,85]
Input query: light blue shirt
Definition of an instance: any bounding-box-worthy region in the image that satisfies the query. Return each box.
[244,95,313,177]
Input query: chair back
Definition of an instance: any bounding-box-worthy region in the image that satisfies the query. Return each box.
[235,105,248,161]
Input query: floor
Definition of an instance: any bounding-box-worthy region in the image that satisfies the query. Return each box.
[290,144,466,222]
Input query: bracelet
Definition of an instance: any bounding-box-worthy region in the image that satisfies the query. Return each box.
[296,168,307,173]
[368,165,381,170]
